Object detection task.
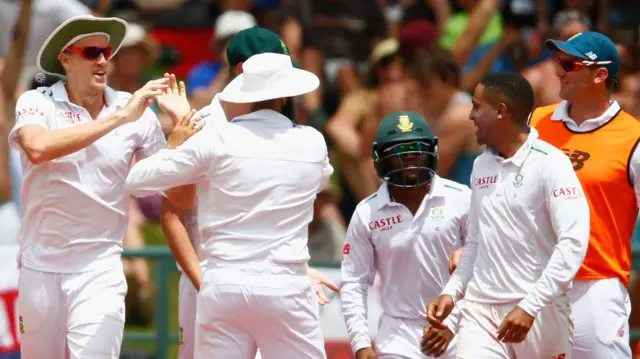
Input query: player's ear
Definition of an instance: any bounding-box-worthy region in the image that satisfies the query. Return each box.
[593,67,608,86]
[59,53,71,72]
[497,103,507,119]
[235,62,244,75]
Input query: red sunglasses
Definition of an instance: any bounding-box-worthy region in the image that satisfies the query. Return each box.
[556,56,612,72]
[64,46,113,60]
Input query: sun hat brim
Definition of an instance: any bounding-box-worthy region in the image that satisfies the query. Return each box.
[219,68,320,104]
[37,15,128,78]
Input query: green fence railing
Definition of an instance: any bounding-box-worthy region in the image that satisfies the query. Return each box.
[124,244,640,358]
[123,247,178,359]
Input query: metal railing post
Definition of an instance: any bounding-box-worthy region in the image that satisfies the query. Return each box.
[155,259,172,359]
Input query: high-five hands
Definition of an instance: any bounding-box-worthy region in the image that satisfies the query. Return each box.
[120,78,170,122]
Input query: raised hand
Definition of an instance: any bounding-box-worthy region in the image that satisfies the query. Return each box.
[157,73,191,125]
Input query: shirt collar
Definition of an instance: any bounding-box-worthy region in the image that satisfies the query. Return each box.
[374,175,446,210]
[231,109,294,127]
[550,100,621,125]
[487,127,539,168]
[51,80,116,108]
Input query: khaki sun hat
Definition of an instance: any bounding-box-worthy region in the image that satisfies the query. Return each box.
[37,15,128,77]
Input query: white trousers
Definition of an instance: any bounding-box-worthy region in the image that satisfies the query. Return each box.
[18,265,127,359]
[178,273,198,359]
[178,273,264,359]
[569,278,632,359]
[375,314,457,359]
[195,264,326,359]
[456,297,572,359]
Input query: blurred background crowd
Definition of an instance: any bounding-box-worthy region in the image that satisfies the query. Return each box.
[1,0,640,357]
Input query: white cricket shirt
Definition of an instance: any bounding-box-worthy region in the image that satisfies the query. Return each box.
[125,109,333,265]
[442,128,590,317]
[8,81,166,273]
[176,95,227,273]
[340,176,470,353]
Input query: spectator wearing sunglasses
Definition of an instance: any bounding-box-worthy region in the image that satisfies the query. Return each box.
[528,31,639,359]
[8,14,193,359]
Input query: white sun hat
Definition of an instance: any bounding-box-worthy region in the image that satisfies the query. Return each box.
[220,52,319,104]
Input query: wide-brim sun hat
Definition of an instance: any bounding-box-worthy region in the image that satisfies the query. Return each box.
[220,52,319,104]
[37,15,128,77]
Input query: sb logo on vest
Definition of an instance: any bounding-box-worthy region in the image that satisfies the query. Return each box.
[562,149,591,171]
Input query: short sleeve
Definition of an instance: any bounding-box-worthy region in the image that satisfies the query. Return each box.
[9,89,54,150]
[135,109,168,161]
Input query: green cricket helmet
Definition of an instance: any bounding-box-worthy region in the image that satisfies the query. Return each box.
[372,111,438,188]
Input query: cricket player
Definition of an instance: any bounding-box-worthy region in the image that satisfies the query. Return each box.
[428,72,590,359]
[340,111,469,359]
[529,31,640,358]
[9,15,191,359]
[125,52,331,359]
[160,26,338,359]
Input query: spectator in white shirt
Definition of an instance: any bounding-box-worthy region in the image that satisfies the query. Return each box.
[427,72,590,359]
[125,52,333,359]
[9,15,191,359]
[340,111,470,359]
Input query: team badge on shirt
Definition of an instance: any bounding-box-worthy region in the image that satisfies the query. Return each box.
[430,206,444,221]
[513,173,524,188]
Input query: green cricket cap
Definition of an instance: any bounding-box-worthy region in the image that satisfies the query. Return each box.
[226,27,301,68]
[375,111,436,147]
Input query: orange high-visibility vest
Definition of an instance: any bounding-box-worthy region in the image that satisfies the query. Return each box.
[530,103,640,287]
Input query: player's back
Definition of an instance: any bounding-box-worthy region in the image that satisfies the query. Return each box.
[198,110,333,265]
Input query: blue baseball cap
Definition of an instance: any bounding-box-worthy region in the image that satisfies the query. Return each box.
[545,31,619,77]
